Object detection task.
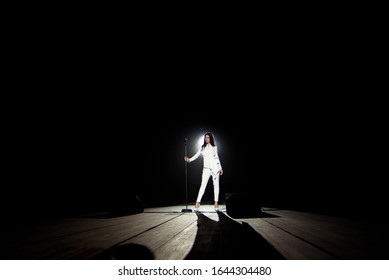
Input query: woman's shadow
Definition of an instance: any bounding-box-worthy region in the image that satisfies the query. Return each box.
[185,211,285,260]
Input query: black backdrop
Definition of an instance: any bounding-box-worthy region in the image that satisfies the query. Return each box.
[4,98,386,220]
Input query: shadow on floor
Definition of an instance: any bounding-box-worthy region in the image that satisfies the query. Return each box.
[185,211,285,260]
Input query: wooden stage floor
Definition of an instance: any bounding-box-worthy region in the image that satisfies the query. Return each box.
[2,204,388,260]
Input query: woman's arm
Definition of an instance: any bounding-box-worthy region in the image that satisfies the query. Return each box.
[214,146,223,175]
[214,146,222,168]
[185,148,201,163]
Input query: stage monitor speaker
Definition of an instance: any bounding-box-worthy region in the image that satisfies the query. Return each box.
[225,192,261,218]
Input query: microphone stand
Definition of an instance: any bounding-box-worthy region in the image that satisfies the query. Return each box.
[182,138,192,212]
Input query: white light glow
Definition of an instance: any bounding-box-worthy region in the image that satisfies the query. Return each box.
[197,135,204,149]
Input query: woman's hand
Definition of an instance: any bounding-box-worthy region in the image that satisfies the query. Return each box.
[220,169,223,175]
[184,156,190,162]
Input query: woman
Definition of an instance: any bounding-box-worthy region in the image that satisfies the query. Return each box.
[184,132,223,210]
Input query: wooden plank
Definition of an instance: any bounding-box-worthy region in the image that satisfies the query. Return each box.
[240,218,334,259]
[4,205,387,260]
[123,213,198,259]
[238,210,389,259]
[153,222,198,260]
[152,212,221,260]
[4,212,182,259]
[183,211,285,260]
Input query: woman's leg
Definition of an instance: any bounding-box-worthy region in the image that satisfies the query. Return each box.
[196,168,211,205]
[212,172,220,209]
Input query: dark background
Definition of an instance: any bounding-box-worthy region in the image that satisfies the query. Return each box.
[3,3,387,223]
[3,95,386,221]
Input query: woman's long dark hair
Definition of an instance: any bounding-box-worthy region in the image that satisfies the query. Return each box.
[201,132,216,150]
